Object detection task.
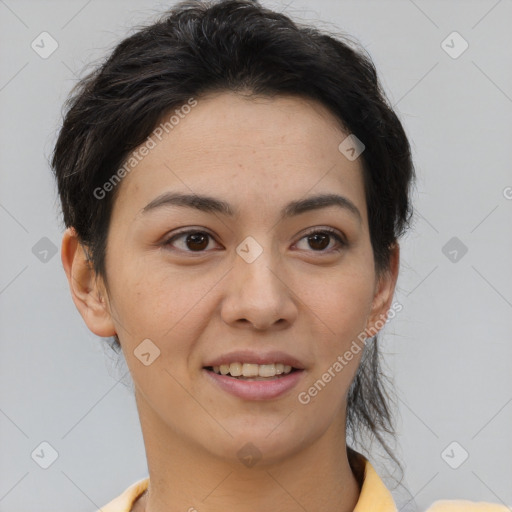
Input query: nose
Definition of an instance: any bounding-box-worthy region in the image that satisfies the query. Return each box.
[220,244,298,331]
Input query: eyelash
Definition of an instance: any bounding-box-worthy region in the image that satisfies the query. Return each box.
[162,227,347,255]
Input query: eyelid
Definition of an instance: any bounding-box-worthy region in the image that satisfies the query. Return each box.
[294,226,347,252]
[299,226,347,244]
[162,227,220,252]
[162,226,348,253]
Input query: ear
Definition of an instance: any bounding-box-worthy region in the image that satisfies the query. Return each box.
[365,242,400,337]
[61,227,116,338]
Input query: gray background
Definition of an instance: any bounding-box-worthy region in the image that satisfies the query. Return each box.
[1,0,511,511]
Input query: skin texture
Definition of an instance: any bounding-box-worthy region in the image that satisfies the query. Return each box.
[61,91,399,512]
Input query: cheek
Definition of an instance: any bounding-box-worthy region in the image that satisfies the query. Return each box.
[111,267,215,396]
[107,256,219,345]
[295,271,372,415]
[300,266,375,353]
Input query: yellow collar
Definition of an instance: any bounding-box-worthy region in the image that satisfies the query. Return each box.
[353,456,397,511]
[98,455,397,512]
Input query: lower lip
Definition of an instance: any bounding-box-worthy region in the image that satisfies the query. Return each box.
[203,369,305,400]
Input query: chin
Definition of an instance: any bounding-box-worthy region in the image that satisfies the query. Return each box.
[203,424,314,467]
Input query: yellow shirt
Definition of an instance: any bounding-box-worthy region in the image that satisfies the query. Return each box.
[97,458,510,512]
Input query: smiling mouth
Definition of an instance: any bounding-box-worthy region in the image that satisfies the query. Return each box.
[203,363,300,380]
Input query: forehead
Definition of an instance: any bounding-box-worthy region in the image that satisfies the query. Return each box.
[112,91,366,222]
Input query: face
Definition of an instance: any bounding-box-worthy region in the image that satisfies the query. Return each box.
[65,91,399,466]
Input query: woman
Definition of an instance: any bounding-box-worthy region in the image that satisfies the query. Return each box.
[51,1,509,511]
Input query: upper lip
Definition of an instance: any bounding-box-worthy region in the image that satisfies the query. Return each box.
[203,350,306,370]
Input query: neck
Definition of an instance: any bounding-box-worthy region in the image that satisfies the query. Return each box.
[134,395,362,512]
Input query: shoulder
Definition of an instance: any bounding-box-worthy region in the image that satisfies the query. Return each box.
[96,477,149,512]
[351,451,510,512]
[425,500,510,511]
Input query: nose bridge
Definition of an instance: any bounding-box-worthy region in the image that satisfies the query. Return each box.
[235,233,282,301]
[221,234,297,329]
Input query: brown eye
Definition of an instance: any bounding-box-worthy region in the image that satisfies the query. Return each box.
[164,230,216,252]
[184,232,210,251]
[307,232,330,251]
[295,228,347,253]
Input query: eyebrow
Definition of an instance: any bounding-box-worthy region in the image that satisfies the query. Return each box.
[140,191,362,224]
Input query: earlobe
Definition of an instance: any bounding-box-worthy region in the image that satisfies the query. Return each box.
[61,227,116,338]
[366,242,400,336]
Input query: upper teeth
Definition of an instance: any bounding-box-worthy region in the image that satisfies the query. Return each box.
[212,363,293,377]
